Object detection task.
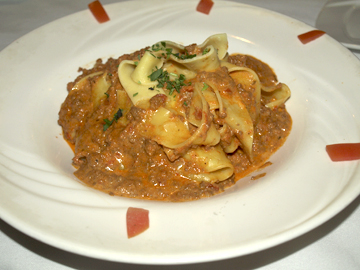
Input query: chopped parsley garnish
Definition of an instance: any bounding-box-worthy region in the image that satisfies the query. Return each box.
[134,55,141,65]
[148,42,197,60]
[173,51,197,60]
[148,68,189,95]
[145,42,196,94]
[201,83,209,91]
[103,109,123,131]
[202,48,210,55]
[150,42,164,52]
[148,68,164,81]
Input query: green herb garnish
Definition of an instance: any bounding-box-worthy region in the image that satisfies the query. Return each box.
[201,83,209,91]
[103,109,123,131]
[148,42,197,60]
[148,68,189,95]
[202,48,210,55]
[148,68,164,81]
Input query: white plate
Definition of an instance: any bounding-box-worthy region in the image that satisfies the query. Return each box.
[0,0,360,265]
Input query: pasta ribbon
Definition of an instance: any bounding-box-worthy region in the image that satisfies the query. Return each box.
[221,61,261,123]
[71,71,103,91]
[163,62,197,81]
[160,33,228,60]
[118,34,229,109]
[222,97,254,159]
[71,71,111,108]
[142,106,192,148]
[92,72,111,108]
[159,33,228,76]
[141,86,213,156]
[218,124,240,153]
[116,89,132,126]
[169,45,221,72]
[201,86,219,110]
[203,79,254,159]
[183,145,234,183]
[118,51,165,109]
[262,83,291,109]
[189,83,220,146]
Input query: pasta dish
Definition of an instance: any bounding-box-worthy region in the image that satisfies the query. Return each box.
[58,34,292,201]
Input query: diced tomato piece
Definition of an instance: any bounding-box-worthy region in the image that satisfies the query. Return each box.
[88,0,110,23]
[196,0,214,15]
[326,143,360,161]
[126,207,149,238]
[298,30,326,44]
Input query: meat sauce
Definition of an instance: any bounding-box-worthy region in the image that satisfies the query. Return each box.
[58,49,292,202]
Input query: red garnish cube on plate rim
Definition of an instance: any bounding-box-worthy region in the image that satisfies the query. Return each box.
[196,0,214,15]
[298,30,326,44]
[126,207,150,238]
[88,0,110,23]
[326,143,360,162]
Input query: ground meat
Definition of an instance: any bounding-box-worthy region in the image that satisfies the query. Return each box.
[149,94,167,110]
[228,54,278,87]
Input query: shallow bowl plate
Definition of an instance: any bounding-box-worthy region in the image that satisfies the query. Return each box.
[0,0,360,265]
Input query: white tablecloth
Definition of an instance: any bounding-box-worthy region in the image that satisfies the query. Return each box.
[1,0,359,269]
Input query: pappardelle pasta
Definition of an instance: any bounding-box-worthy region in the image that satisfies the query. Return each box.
[58,34,292,201]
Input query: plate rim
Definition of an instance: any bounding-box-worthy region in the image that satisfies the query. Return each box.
[1,0,360,265]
